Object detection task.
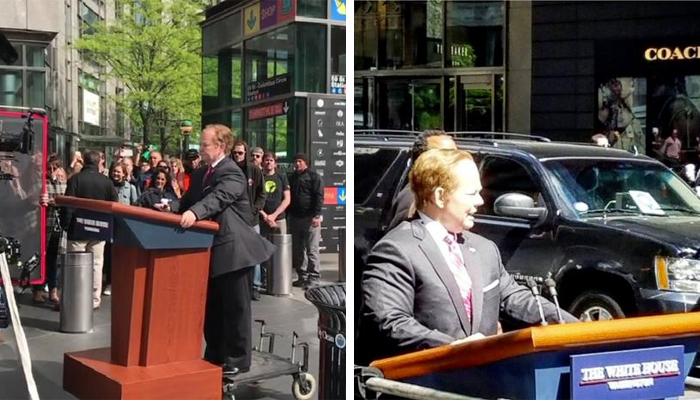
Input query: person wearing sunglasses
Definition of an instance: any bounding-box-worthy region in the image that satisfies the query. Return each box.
[250,147,264,168]
[231,140,267,301]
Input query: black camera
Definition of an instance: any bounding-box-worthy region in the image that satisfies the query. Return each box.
[0,112,35,155]
[0,235,21,266]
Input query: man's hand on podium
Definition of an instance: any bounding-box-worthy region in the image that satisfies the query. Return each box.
[451,333,485,346]
[180,210,197,228]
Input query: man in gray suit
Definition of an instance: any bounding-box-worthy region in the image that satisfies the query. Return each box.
[359,149,576,364]
[177,124,275,375]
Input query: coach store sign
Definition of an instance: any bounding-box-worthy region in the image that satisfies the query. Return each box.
[644,46,700,61]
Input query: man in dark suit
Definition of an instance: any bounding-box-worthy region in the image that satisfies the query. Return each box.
[359,148,577,364]
[176,124,275,375]
[386,130,456,231]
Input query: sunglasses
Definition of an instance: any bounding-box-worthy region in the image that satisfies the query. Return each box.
[233,151,245,155]
[252,154,262,158]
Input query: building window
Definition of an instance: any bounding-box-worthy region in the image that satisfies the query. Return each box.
[0,43,49,108]
[445,1,504,67]
[298,0,327,18]
[245,26,294,102]
[355,0,442,70]
[355,1,378,71]
[0,71,23,107]
[296,23,326,93]
[79,2,102,36]
[27,71,45,109]
[331,26,346,94]
[202,55,219,110]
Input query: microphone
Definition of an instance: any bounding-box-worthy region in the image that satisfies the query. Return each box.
[526,277,548,326]
[544,277,565,324]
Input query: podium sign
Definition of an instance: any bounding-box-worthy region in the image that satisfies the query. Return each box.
[571,345,685,400]
[71,210,113,241]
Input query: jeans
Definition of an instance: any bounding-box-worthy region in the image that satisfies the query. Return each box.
[253,224,263,288]
[290,216,321,281]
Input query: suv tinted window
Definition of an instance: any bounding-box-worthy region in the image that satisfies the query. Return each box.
[355,147,403,205]
[479,156,540,216]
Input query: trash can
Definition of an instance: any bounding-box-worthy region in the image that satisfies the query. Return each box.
[338,227,346,282]
[60,252,94,333]
[305,284,346,400]
[267,234,292,296]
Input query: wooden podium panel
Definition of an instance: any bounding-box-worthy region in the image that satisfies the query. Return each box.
[64,348,220,400]
[110,245,211,367]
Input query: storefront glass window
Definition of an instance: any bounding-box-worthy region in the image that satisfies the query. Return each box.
[202,55,219,109]
[445,1,504,67]
[296,23,326,93]
[378,79,441,131]
[355,1,378,70]
[331,26,346,94]
[219,46,243,108]
[356,0,443,70]
[245,26,294,101]
[247,114,289,161]
[298,0,327,18]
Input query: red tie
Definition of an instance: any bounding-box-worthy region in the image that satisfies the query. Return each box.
[204,166,214,183]
[444,233,473,320]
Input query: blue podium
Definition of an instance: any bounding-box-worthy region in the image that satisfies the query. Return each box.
[371,313,700,400]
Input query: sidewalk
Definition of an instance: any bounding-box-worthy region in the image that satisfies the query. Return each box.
[0,253,342,400]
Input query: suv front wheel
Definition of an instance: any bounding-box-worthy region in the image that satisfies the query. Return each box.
[569,291,626,321]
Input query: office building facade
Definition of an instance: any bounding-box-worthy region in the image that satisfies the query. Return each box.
[0,0,128,166]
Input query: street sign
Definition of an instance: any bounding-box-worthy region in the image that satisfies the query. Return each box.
[309,96,346,253]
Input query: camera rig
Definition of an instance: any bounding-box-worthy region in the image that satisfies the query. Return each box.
[0,108,41,180]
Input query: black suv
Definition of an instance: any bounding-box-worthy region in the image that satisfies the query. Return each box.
[355,131,700,322]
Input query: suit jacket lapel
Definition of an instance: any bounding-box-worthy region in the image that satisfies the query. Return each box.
[461,236,483,333]
[413,220,472,336]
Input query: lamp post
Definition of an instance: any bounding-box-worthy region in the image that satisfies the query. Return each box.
[180,119,193,157]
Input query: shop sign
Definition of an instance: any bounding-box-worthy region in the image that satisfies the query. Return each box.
[644,46,700,61]
[244,2,261,36]
[278,0,296,22]
[248,101,289,120]
[246,74,291,102]
[331,74,346,95]
[330,0,346,21]
[83,89,100,126]
[260,0,277,29]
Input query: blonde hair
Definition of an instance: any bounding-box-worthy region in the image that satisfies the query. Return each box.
[409,149,474,211]
[204,124,235,154]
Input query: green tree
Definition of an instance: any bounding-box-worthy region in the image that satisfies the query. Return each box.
[75,0,206,153]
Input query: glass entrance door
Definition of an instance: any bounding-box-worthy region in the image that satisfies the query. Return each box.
[378,79,442,131]
[456,74,504,132]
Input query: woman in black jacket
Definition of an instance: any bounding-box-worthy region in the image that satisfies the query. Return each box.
[135,167,179,210]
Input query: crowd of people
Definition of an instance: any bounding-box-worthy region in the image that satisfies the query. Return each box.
[34,128,326,319]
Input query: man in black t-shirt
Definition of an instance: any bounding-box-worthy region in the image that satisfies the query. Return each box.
[260,151,291,235]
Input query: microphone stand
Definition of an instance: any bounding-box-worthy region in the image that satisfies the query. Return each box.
[526,277,548,326]
[545,277,565,324]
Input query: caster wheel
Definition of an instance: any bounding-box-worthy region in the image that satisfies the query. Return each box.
[292,372,316,400]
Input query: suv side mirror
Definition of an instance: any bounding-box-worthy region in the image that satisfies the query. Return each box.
[494,193,547,221]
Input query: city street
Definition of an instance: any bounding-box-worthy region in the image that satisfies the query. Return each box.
[0,253,342,400]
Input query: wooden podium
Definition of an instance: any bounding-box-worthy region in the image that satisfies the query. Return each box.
[57,196,222,399]
[371,313,700,399]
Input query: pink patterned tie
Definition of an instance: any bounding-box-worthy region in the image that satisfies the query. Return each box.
[444,233,473,320]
